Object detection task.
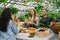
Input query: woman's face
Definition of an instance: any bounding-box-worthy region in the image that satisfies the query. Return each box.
[31,10,34,15]
[42,9,48,15]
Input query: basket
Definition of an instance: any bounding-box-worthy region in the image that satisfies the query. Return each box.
[37,28,50,37]
[51,22,60,34]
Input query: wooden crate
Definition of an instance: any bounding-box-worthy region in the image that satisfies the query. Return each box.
[51,22,60,34]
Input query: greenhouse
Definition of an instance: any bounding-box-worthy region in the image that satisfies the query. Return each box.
[0,0,60,40]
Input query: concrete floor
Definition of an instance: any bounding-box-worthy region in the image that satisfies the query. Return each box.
[50,34,60,40]
[16,34,60,40]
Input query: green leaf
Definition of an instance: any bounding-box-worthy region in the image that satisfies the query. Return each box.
[0,0,7,3]
[35,3,44,12]
[18,15,25,22]
[10,6,19,15]
[0,8,3,15]
[25,12,31,19]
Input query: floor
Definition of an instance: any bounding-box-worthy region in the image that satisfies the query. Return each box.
[50,34,60,40]
[16,34,60,40]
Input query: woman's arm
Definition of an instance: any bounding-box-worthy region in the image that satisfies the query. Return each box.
[33,17,39,26]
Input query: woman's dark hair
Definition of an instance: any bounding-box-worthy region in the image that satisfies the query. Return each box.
[0,8,12,32]
[31,9,36,19]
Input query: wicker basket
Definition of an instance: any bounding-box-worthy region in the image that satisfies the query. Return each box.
[51,22,60,34]
[37,29,50,37]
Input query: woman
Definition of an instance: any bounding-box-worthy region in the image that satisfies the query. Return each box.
[0,8,19,40]
[39,9,53,27]
[25,9,39,28]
